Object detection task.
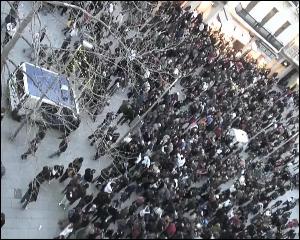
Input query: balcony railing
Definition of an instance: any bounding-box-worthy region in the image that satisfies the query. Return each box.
[235,3,284,51]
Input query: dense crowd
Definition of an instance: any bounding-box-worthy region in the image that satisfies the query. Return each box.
[2,1,299,239]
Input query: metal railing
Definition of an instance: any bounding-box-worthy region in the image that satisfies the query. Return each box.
[235,3,284,51]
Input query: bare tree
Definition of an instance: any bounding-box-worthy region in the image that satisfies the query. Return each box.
[1,2,40,74]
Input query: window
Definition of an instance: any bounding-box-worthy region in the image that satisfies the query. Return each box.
[235,3,284,51]
[260,8,278,26]
[245,1,259,12]
[274,21,291,37]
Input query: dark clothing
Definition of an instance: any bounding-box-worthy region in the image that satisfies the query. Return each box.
[59,164,78,183]
[59,139,68,152]
[83,168,94,183]
[65,185,86,204]
[21,138,39,159]
[36,130,46,141]
[68,208,81,224]
[21,179,40,208]
[93,206,109,223]
[75,195,93,209]
[107,206,119,223]
[49,138,68,158]
[61,36,71,50]
[36,166,51,183]
[92,192,111,206]
[1,213,5,228]
[50,165,64,180]
[40,31,46,42]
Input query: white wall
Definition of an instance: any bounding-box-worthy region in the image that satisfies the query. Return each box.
[188,1,202,11]
[264,11,288,35]
[277,24,299,46]
[235,1,299,47]
[249,1,274,22]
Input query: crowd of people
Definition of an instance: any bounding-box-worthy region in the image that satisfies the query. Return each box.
[2,1,299,239]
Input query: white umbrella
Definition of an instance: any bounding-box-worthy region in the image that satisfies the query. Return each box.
[229,128,249,143]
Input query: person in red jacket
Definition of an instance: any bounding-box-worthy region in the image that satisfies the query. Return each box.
[165,222,176,237]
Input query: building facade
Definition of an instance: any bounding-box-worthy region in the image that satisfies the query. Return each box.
[180,1,299,90]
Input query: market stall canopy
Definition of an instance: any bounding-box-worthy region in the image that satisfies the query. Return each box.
[24,63,76,109]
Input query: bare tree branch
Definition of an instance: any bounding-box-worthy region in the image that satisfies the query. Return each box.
[44,1,128,51]
[1,2,40,75]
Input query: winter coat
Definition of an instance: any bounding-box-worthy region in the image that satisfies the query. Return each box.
[59,139,68,152]
[28,185,40,202]
[117,101,129,114]
[36,166,51,183]
[83,168,94,182]
[6,22,17,37]
[51,165,64,179]
[166,223,176,237]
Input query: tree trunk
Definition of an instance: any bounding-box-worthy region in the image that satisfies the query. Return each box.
[1,2,37,120]
[1,2,39,75]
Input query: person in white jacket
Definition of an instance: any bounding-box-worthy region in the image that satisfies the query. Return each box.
[154,206,163,218]
[144,69,150,79]
[176,153,186,168]
[142,155,151,168]
[7,22,16,37]
[160,134,170,145]
[104,180,114,193]
[135,153,142,164]
[3,22,17,45]
[59,223,73,238]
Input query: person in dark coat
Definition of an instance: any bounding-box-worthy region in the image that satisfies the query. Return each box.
[50,165,64,181]
[60,6,68,16]
[72,157,84,172]
[92,204,110,223]
[21,138,39,160]
[1,213,5,228]
[59,183,89,209]
[117,104,134,125]
[39,27,47,42]
[36,125,47,141]
[1,161,5,178]
[116,100,130,118]
[20,179,40,209]
[62,174,81,194]
[36,166,51,184]
[1,107,5,121]
[61,36,72,50]
[49,137,69,158]
[59,158,83,183]
[74,194,93,210]
[82,168,96,183]
[99,112,115,129]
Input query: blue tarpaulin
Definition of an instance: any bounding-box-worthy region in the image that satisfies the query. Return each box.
[25,63,75,109]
